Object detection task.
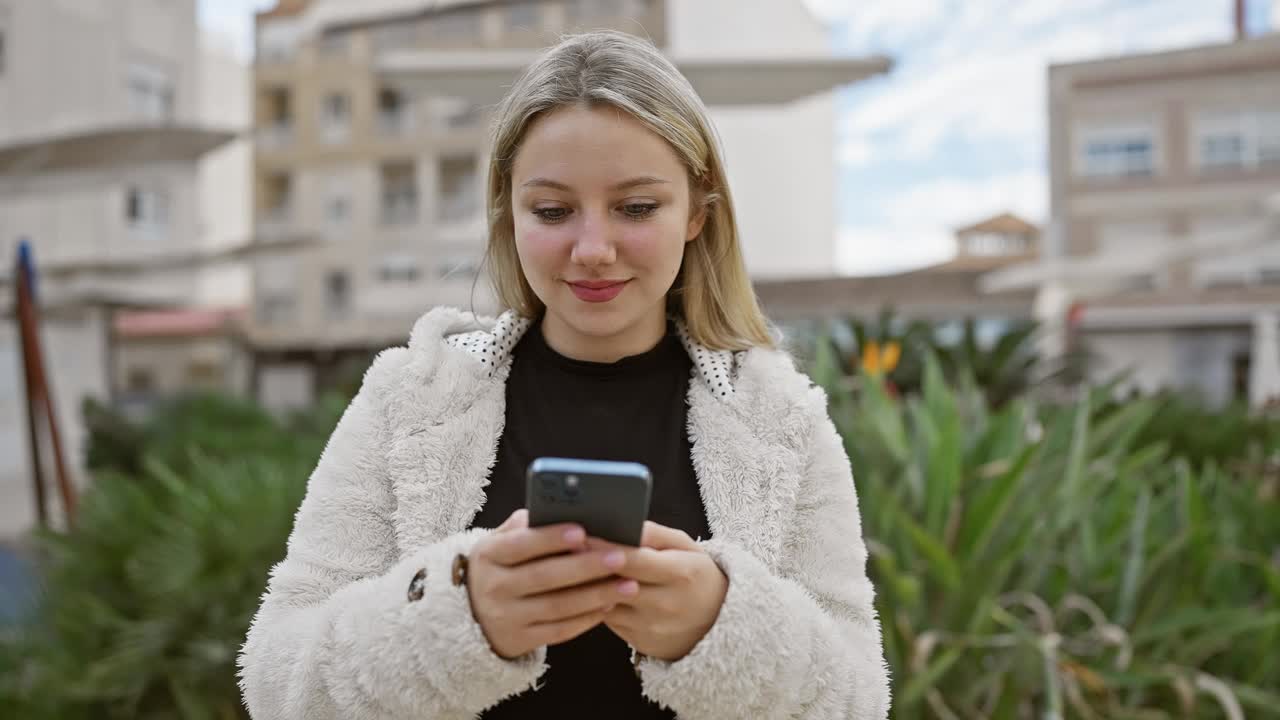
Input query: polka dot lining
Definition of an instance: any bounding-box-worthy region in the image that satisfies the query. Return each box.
[674,320,737,399]
[443,309,737,396]
[444,311,533,377]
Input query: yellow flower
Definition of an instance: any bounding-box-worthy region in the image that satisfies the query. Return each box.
[861,340,902,376]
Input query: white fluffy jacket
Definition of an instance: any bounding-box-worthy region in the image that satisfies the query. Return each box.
[238,307,891,719]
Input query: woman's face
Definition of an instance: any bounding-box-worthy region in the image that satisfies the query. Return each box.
[510,105,705,361]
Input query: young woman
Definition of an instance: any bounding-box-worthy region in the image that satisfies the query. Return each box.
[239,30,889,720]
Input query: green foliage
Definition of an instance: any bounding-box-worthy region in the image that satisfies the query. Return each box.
[821,311,1083,408]
[1,393,345,719]
[1096,387,1280,471]
[3,338,1276,719]
[810,349,1280,718]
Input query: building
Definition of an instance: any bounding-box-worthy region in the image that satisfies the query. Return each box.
[246,0,891,412]
[756,212,1041,328]
[0,0,243,539]
[985,28,1280,407]
[112,308,253,420]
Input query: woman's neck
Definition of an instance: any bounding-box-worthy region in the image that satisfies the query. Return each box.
[539,307,669,363]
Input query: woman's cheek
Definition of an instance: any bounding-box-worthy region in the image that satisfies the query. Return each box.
[516,225,569,280]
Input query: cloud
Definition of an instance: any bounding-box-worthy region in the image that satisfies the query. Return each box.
[839,137,875,167]
[839,0,1231,163]
[198,0,277,60]
[837,170,1048,275]
[829,0,1233,275]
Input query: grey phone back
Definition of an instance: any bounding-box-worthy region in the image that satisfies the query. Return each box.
[526,457,652,546]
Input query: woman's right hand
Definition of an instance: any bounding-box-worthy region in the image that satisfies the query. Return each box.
[466,509,637,659]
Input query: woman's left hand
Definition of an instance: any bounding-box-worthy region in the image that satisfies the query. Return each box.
[589,522,728,662]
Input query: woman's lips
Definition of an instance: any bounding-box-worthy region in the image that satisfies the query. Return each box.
[567,279,629,303]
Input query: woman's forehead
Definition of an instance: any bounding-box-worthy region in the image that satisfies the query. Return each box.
[512,106,686,186]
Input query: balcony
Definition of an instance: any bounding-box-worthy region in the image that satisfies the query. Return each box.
[380,196,419,227]
[378,108,416,138]
[256,204,295,240]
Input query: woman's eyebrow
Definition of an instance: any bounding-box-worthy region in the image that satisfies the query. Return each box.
[520,176,671,191]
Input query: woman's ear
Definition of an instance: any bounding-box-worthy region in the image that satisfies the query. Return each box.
[686,195,709,243]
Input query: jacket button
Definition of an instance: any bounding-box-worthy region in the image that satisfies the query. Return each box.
[407,568,427,602]
[451,553,470,587]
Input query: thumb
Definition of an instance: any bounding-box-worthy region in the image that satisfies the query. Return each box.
[497,508,529,532]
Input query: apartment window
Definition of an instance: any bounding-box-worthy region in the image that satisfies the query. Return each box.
[127,61,175,122]
[438,155,479,222]
[258,87,293,148]
[186,362,224,388]
[320,92,351,144]
[965,232,1027,257]
[377,254,421,283]
[257,256,298,323]
[324,173,352,232]
[326,195,350,227]
[258,19,301,63]
[425,10,481,41]
[325,270,351,317]
[1195,110,1280,172]
[263,173,292,221]
[125,186,170,235]
[380,162,418,225]
[257,293,296,324]
[505,1,540,31]
[127,368,155,394]
[427,97,480,130]
[378,88,411,136]
[317,31,350,58]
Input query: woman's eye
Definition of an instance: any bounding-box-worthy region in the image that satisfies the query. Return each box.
[621,203,659,220]
[533,207,571,223]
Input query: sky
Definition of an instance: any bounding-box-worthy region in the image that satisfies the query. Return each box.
[198,0,1275,276]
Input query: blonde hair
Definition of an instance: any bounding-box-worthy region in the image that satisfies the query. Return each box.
[483,30,774,351]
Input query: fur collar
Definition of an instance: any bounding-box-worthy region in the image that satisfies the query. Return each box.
[425,307,739,398]
[377,306,820,569]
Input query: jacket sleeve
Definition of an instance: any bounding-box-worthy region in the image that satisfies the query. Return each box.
[638,387,891,719]
[237,351,546,719]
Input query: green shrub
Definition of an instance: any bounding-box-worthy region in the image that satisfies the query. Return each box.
[811,341,1280,718]
[1,393,344,719]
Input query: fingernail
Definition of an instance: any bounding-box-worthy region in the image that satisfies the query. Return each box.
[618,580,639,596]
[603,551,625,569]
[564,527,585,544]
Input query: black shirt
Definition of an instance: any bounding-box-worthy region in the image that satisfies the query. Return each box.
[470,318,712,719]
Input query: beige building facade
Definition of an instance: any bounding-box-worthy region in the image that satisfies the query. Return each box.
[247,0,890,411]
[986,32,1280,406]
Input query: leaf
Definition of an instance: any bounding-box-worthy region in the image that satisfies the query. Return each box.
[1115,485,1151,627]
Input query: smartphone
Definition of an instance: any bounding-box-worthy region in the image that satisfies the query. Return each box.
[526,457,652,546]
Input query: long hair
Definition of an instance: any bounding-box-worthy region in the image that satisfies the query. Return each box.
[483,30,774,351]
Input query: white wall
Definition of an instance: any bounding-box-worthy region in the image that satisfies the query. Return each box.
[665,0,838,278]
[1086,330,1179,394]
[666,0,829,57]
[0,0,199,145]
[0,166,202,267]
[710,93,836,278]
[197,30,253,307]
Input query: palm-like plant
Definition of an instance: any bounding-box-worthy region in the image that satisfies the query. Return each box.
[810,342,1280,718]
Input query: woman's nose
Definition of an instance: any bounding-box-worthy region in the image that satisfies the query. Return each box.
[570,212,617,267]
